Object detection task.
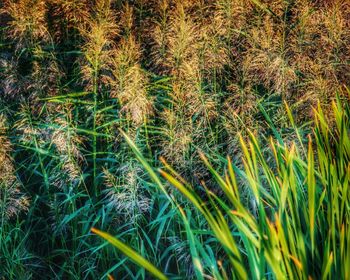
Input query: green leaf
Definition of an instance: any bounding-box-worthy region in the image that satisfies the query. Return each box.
[91,228,168,280]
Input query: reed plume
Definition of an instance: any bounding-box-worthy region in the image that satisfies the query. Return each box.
[80,0,118,89]
[109,4,153,127]
[1,0,49,50]
[103,165,151,224]
[0,114,29,220]
[50,108,84,189]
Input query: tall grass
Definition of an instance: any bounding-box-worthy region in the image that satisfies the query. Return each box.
[94,95,350,279]
[0,0,349,278]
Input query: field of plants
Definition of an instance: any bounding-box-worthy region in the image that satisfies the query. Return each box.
[0,0,349,279]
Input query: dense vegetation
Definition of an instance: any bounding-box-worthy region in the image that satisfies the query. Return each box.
[0,0,349,279]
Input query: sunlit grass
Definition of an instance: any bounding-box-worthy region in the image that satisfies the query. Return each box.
[95,95,350,279]
[1,0,349,278]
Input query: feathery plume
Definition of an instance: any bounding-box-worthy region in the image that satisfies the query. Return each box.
[0,114,29,220]
[1,0,49,50]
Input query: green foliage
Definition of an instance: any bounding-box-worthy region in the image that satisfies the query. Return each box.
[91,227,168,280]
[0,0,349,279]
[103,96,349,279]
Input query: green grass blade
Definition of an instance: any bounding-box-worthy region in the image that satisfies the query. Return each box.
[91,228,168,280]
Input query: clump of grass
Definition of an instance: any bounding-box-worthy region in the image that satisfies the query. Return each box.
[79,0,118,193]
[94,94,350,279]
